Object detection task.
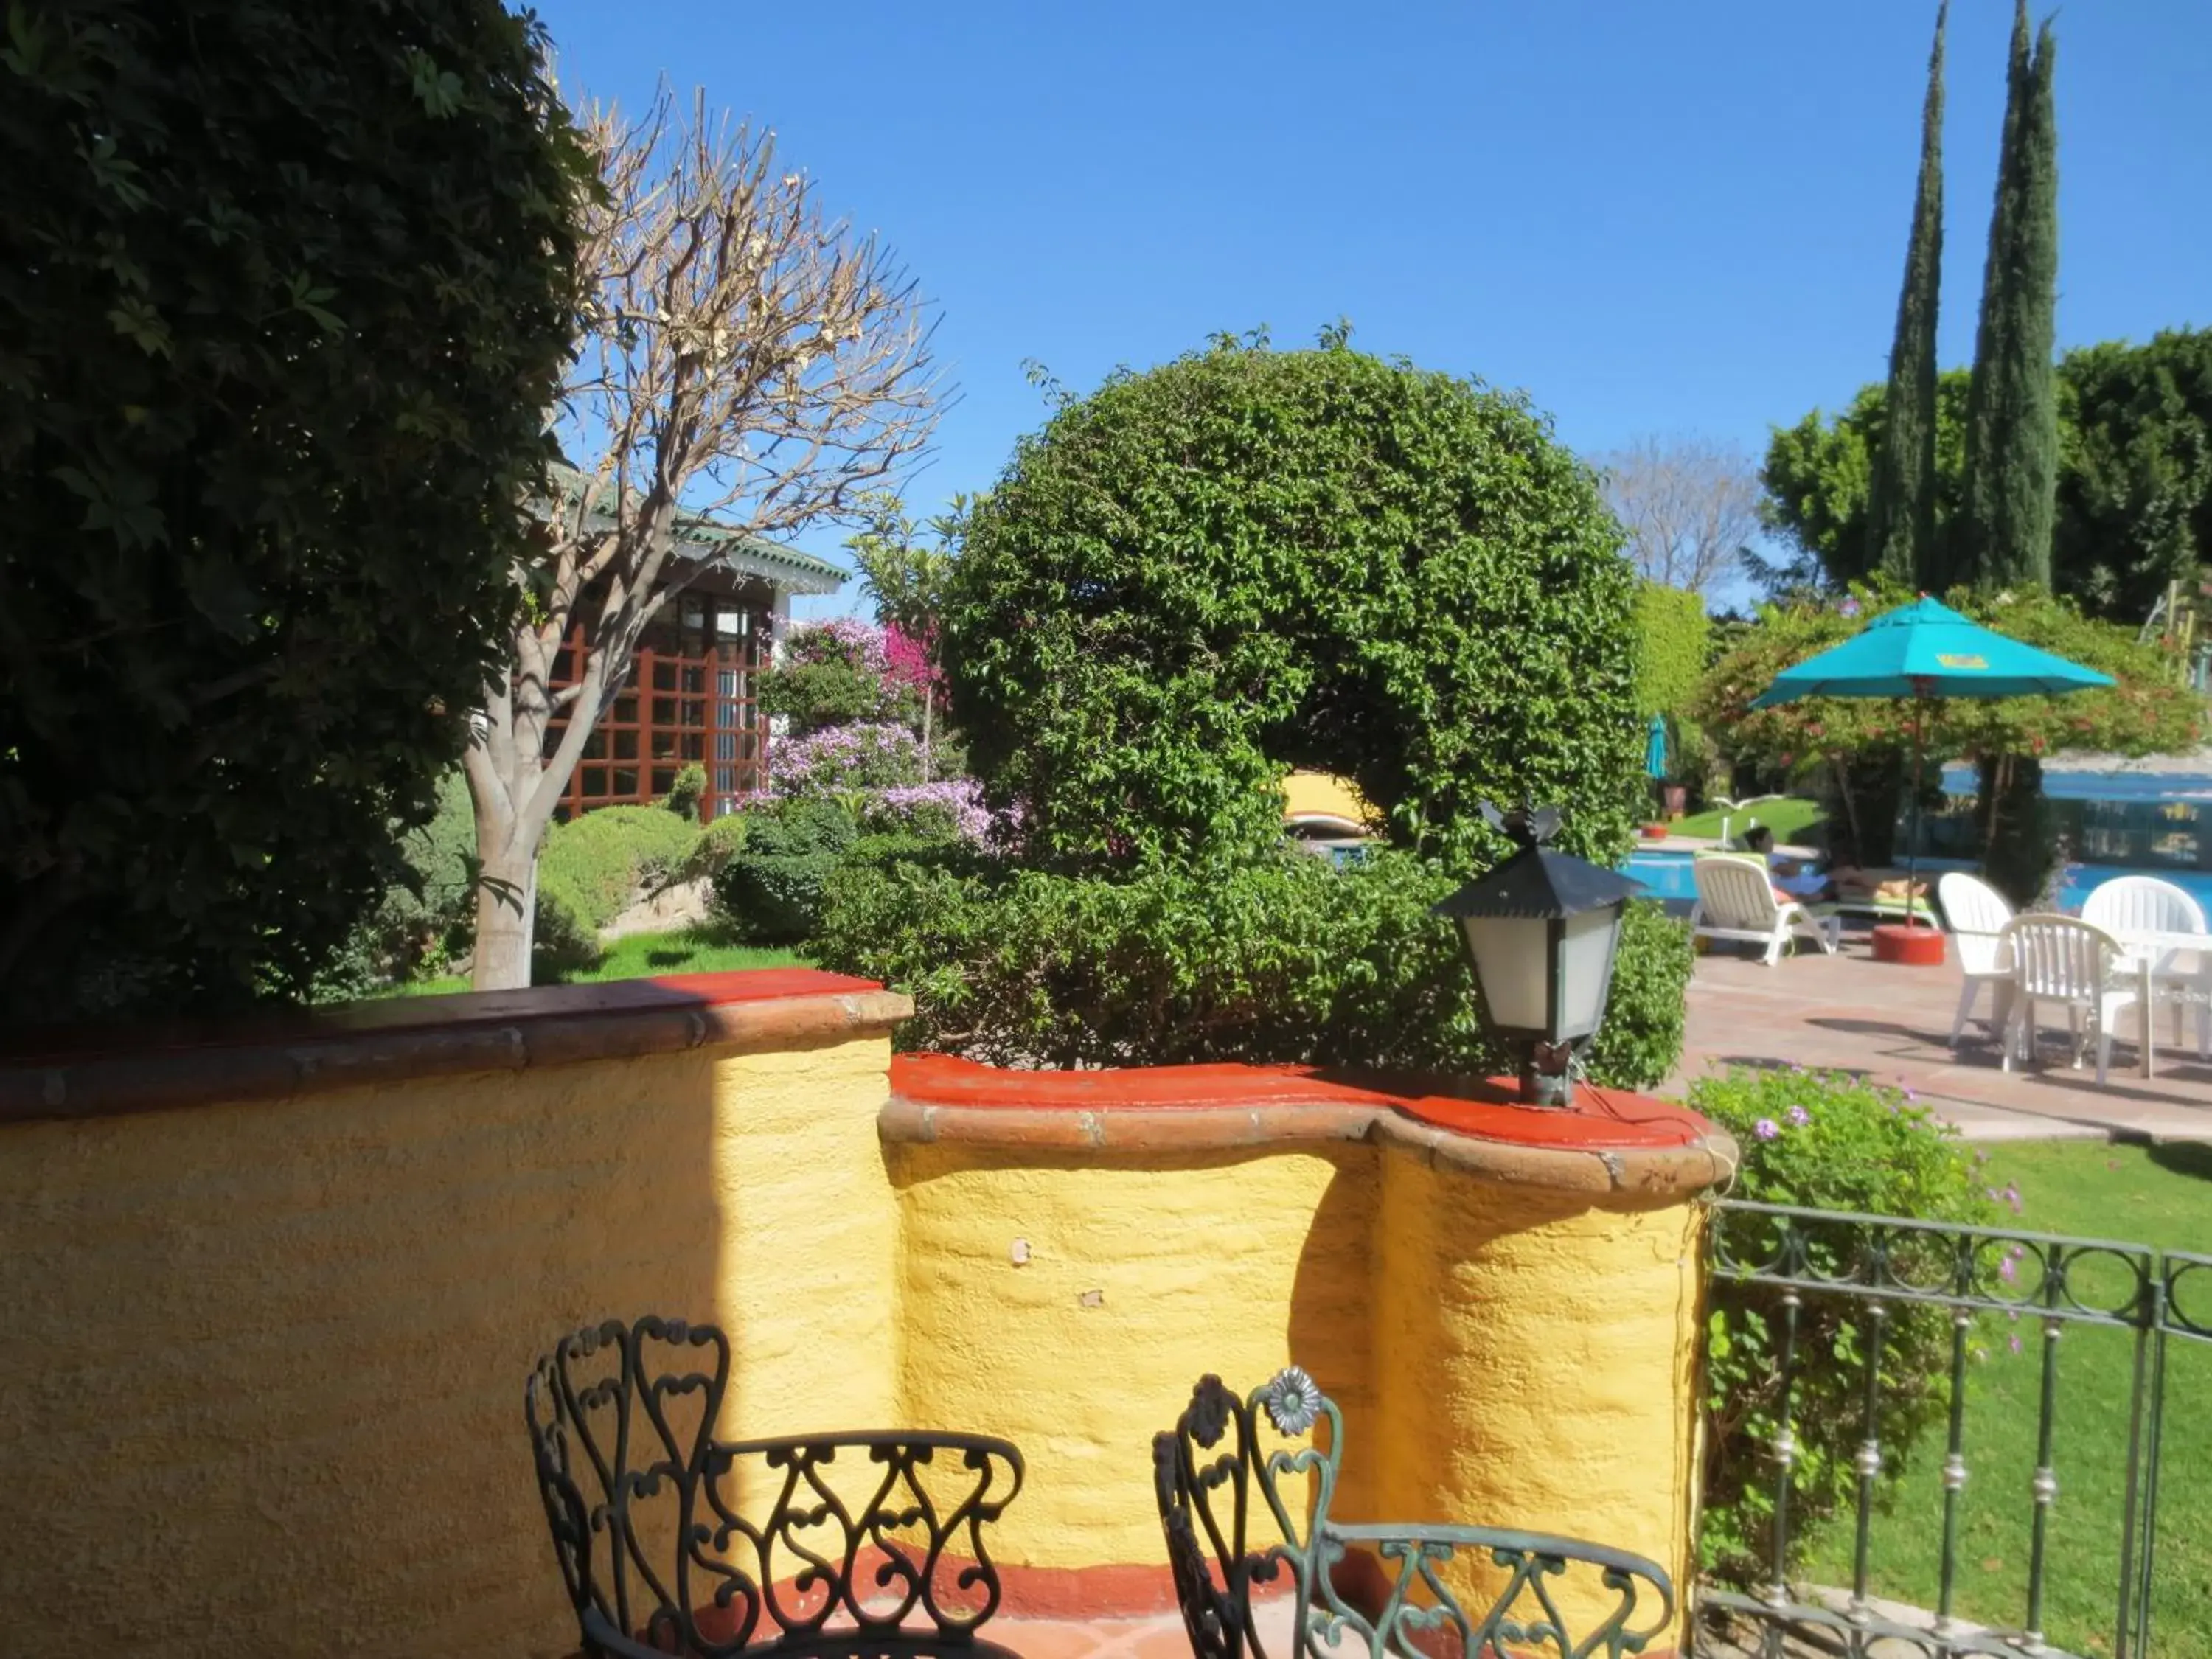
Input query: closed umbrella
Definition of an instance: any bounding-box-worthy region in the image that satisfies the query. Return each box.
[1645,714,1669,781]
[1750,597,2115,922]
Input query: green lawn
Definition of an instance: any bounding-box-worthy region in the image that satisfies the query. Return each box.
[1670,793,1828,844]
[1794,1140,2212,1656]
[387,922,803,996]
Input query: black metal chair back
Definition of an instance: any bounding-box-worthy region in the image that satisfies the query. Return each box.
[1153,1369,1677,1659]
[526,1315,1026,1659]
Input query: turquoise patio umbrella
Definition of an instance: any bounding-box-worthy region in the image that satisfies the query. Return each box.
[1645,714,1668,780]
[1749,597,2115,919]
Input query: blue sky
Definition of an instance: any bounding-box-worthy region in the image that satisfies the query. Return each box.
[532,1,2212,616]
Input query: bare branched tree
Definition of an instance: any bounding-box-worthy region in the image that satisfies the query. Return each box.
[466,86,939,988]
[1597,434,1761,597]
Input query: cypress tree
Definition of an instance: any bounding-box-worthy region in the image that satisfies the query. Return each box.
[1865,2,1948,589]
[1958,4,2061,589]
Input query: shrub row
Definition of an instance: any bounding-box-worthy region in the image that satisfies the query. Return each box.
[808,845,1690,1089]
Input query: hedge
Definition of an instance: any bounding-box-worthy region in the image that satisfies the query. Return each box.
[812,847,1691,1088]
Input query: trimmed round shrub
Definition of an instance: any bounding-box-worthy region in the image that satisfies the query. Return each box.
[715,800,859,943]
[0,0,587,1023]
[940,335,1643,873]
[663,763,708,821]
[529,805,701,977]
[813,848,1690,1086]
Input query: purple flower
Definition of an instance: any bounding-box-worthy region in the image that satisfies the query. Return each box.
[1785,1105,1811,1127]
[1999,1256,2017,1283]
[2010,1334,2024,1356]
[1753,1118,1781,1141]
[1903,1088,1919,1103]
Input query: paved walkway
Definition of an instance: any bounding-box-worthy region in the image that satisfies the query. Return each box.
[1676,930,2212,1141]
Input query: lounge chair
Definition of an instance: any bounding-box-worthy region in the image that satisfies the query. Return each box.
[1689,854,1842,967]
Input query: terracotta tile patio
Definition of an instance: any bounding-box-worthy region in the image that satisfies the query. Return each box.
[1674,926,2212,1142]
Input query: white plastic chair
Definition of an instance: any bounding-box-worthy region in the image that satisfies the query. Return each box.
[2081,875,2212,1060]
[1689,855,1841,967]
[1995,914,2140,1086]
[1938,872,2016,1046]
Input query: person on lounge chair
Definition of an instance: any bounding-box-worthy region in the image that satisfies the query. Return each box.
[1745,825,1833,903]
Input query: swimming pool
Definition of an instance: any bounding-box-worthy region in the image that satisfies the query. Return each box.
[1621,849,2212,915]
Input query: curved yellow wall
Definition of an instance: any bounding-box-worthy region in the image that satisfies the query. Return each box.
[885,1113,1711,1644]
[1371,1143,1704,1635]
[888,1144,1379,1568]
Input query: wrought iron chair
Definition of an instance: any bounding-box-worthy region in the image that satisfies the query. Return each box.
[1152,1370,1674,1659]
[526,1315,1026,1659]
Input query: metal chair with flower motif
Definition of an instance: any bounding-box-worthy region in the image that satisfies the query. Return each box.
[1152,1369,1674,1659]
[526,1315,1026,1659]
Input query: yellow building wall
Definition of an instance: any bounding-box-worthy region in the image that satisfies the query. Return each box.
[0,1032,900,1659]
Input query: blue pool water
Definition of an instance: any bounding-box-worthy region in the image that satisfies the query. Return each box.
[1937,765,2212,804]
[1622,849,2212,916]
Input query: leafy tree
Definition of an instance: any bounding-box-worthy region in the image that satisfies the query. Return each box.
[2057,330,2212,616]
[843,493,966,776]
[941,334,1644,874]
[1955,2,2059,590]
[0,0,586,1023]
[465,87,939,990]
[1763,335,2212,622]
[1633,582,1711,720]
[1865,1,1948,588]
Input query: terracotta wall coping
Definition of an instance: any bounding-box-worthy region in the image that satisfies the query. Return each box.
[882,1054,1735,1203]
[0,969,911,1127]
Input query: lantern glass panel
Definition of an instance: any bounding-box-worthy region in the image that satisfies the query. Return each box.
[1556,905,1623,1038]
[1460,915,1549,1031]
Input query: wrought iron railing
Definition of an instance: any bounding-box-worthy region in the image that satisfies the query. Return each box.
[1697,1200,2212,1659]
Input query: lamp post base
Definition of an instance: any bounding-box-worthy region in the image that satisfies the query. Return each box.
[1517,1064,1575,1110]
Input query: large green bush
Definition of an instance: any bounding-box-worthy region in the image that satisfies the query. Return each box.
[940,335,1644,873]
[0,1,588,1024]
[813,849,1691,1087]
[715,800,860,945]
[314,771,479,999]
[1693,1068,1998,1584]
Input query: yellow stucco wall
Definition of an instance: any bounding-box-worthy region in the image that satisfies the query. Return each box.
[887,1145,1380,1568]
[0,1015,1708,1657]
[1370,1143,1703,1635]
[886,1133,1702,1644]
[0,1032,901,1659]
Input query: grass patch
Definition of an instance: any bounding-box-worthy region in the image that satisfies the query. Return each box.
[1672,794,1826,844]
[566,924,802,981]
[378,922,804,997]
[1792,1140,2212,1656]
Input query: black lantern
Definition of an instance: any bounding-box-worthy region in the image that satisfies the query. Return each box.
[1432,804,1649,1109]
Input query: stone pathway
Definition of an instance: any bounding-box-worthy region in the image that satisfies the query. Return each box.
[1676,928,2212,1142]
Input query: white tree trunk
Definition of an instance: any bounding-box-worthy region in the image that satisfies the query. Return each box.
[473,834,540,991]
[465,635,577,992]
